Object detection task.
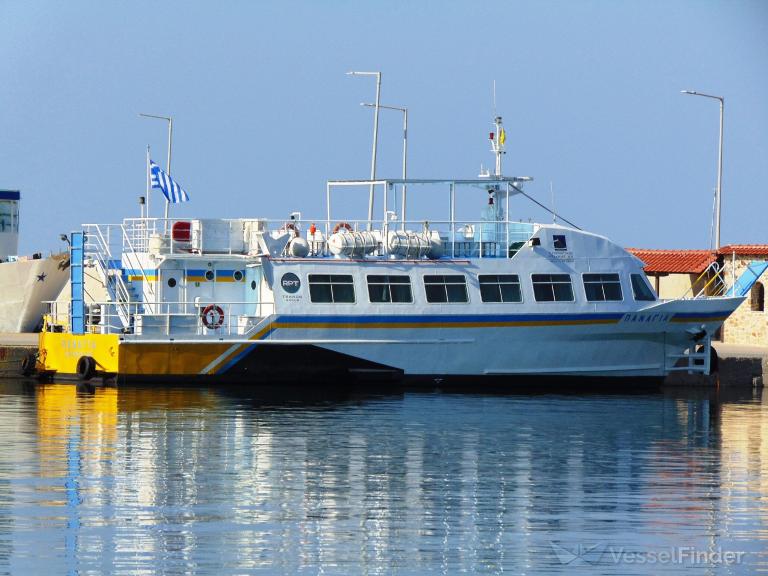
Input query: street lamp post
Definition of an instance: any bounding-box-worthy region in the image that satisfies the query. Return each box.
[347,71,381,229]
[139,113,173,224]
[681,90,725,250]
[362,102,407,228]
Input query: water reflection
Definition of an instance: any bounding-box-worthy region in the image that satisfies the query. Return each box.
[0,381,766,574]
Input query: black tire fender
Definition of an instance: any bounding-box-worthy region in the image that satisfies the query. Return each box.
[20,353,37,377]
[76,356,97,381]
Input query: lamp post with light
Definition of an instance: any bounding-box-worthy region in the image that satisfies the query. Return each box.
[347,71,381,229]
[681,90,724,250]
[362,102,407,227]
[139,113,173,224]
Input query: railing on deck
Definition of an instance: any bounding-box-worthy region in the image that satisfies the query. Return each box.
[678,261,729,300]
[82,225,133,327]
[116,217,536,259]
[43,300,276,338]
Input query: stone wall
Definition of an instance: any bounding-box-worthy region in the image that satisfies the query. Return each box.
[720,256,768,345]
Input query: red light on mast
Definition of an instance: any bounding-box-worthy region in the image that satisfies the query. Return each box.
[489,132,494,140]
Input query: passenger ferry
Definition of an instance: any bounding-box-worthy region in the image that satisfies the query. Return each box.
[34,117,744,384]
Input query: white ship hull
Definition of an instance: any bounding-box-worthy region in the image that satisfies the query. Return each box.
[0,254,69,332]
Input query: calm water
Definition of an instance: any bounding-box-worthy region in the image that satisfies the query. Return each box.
[0,381,767,575]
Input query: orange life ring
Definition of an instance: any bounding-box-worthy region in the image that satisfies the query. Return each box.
[202,304,225,329]
[333,222,353,234]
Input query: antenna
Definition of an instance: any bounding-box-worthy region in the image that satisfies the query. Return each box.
[551,182,556,223]
[493,80,497,117]
[478,81,506,178]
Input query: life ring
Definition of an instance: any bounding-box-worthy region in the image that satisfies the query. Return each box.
[202,304,225,329]
[284,222,299,236]
[333,222,353,234]
[76,356,97,381]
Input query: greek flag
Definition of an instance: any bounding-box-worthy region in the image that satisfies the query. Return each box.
[150,160,190,203]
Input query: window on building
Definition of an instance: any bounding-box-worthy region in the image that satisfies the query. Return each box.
[751,282,764,312]
[0,200,18,234]
[367,275,412,303]
[583,273,623,302]
[479,274,522,302]
[424,275,468,303]
[630,273,656,301]
[532,274,574,302]
[308,274,355,303]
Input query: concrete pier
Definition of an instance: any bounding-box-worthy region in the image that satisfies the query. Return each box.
[0,333,37,377]
[713,343,768,387]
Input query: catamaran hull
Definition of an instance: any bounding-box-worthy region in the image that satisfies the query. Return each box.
[35,297,740,383]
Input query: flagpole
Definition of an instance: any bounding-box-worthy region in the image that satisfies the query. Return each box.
[146,145,151,220]
[164,117,172,230]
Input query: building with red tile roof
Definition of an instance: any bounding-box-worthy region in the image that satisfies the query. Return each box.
[626,249,716,274]
[719,245,768,257]
[628,244,768,346]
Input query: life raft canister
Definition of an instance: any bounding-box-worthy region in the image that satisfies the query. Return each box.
[202,304,225,329]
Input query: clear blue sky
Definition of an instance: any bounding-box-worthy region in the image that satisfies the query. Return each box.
[2,0,766,254]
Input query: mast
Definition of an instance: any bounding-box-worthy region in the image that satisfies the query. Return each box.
[491,115,506,177]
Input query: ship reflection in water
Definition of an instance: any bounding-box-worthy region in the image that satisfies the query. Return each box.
[0,381,767,574]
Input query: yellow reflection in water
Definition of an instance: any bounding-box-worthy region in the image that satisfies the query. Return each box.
[35,384,216,482]
[720,388,768,538]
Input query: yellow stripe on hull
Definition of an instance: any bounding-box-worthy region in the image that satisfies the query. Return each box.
[119,343,234,375]
[670,316,728,323]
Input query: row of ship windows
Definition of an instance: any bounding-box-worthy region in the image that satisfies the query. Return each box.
[306,273,656,304]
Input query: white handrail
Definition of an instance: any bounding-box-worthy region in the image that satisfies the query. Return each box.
[43,299,276,338]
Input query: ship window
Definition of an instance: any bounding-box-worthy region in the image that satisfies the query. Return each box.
[553,235,567,251]
[308,274,355,303]
[424,275,468,303]
[205,270,214,281]
[233,270,244,282]
[583,273,623,301]
[479,274,522,303]
[367,275,412,303]
[631,273,656,301]
[532,274,574,302]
